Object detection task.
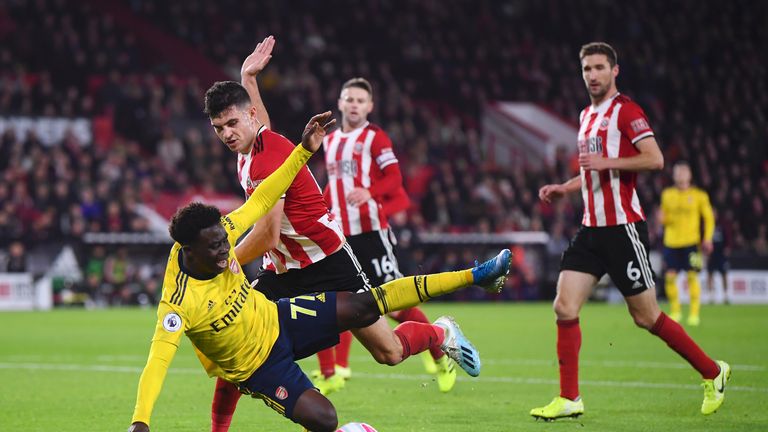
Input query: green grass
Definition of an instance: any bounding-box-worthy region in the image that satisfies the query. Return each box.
[1,303,766,431]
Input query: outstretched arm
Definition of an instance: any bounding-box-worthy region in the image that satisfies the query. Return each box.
[129,339,179,431]
[241,35,275,129]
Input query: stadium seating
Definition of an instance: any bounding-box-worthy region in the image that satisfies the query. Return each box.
[1,0,766,304]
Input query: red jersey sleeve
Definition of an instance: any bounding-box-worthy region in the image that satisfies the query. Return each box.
[371,131,399,170]
[368,131,403,198]
[617,102,655,146]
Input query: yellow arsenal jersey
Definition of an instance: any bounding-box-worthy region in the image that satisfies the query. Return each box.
[131,144,312,426]
[660,186,714,248]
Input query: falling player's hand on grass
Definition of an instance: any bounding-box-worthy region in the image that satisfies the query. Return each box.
[301,111,336,153]
[241,35,275,78]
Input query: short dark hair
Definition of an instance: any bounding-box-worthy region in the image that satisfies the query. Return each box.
[579,42,618,67]
[169,202,221,245]
[203,81,251,118]
[341,77,373,100]
[674,160,690,169]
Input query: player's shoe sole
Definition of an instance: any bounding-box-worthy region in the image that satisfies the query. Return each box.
[434,316,481,377]
[530,396,584,421]
[471,249,512,293]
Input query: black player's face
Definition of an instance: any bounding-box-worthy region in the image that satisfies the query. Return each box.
[211,106,257,154]
[187,225,230,275]
[338,87,373,127]
[582,54,617,101]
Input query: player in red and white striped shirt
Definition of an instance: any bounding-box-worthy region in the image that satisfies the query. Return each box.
[205,37,478,431]
[532,42,729,420]
[322,78,457,392]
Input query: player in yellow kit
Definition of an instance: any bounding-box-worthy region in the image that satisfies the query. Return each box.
[127,110,512,432]
[660,161,714,326]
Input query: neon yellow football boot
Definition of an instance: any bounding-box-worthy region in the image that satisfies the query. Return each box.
[312,373,345,396]
[421,351,438,374]
[530,396,584,421]
[334,364,352,380]
[434,355,457,393]
[701,360,731,415]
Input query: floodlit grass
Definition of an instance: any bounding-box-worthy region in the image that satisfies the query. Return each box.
[1,303,766,431]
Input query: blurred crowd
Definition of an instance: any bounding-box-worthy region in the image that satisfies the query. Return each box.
[1,0,767,305]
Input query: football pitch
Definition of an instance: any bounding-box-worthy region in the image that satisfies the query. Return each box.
[2,303,766,431]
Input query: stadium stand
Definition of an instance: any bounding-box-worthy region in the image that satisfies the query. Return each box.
[1,0,766,305]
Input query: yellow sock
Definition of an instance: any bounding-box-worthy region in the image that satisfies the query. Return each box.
[687,271,700,318]
[371,270,473,314]
[665,272,681,316]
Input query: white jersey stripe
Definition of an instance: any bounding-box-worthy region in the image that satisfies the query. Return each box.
[342,128,364,235]
[606,103,627,224]
[630,188,643,217]
[579,106,595,225]
[585,110,606,226]
[360,130,381,231]
[360,130,375,188]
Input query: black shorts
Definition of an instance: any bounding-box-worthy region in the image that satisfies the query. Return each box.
[347,228,403,286]
[663,246,702,272]
[254,243,371,301]
[560,221,657,297]
[238,293,340,421]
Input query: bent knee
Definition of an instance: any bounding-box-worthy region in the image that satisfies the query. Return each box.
[632,314,656,330]
[371,349,402,366]
[304,405,338,432]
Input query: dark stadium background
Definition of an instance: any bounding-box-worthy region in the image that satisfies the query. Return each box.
[1,0,766,306]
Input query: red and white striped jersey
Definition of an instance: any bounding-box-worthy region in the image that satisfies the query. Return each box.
[323,122,398,235]
[578,93,655,227]
[237,126,344,273]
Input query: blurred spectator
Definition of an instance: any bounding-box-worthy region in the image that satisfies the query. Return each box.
[4,241,29,272]
[2,0,766,303]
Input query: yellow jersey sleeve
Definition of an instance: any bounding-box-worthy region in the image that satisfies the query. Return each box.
[130,302,187,425]
[130,340,180,425]
[222,144,312,243]
[699,189,715,242]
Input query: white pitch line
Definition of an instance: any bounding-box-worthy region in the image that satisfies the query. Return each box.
[1,362,766,393]
[4,355,764,372]
[346,356,768,372]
